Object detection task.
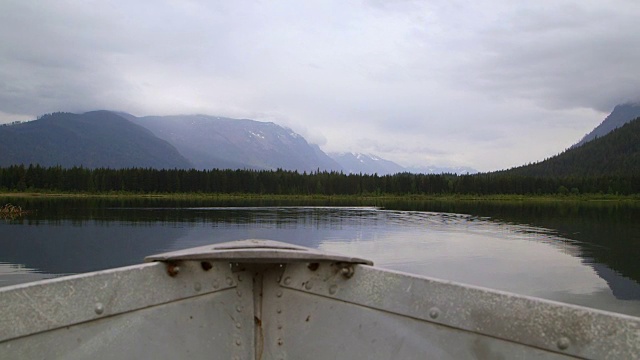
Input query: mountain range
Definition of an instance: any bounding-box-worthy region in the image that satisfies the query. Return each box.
[0,110,477,175]
[1,103,638,176]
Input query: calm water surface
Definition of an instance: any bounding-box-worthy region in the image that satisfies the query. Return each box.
[1,198,639,317]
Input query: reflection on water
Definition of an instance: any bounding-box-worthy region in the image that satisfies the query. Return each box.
[1,197,639,317]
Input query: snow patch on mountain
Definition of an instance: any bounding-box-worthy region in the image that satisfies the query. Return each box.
[249,131,265,139]
[329,152,405,175]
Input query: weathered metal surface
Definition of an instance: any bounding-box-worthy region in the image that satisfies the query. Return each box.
[0,260,256,359]
[262,281,576,359]
[145,239,373,265]
[278,262,640,359]
[1,289,251,360]
[0,260,238,341]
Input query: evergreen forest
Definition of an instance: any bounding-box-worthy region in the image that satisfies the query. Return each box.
[0,165,638,196]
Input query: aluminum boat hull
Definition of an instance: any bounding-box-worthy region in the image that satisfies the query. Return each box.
[1,239,638,359]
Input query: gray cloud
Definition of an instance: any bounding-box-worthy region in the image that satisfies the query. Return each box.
[0,0,638,171]
[462,2,640,112]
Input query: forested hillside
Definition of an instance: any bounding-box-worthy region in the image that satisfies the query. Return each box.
[0,111,192,169]
[502,117,640,177]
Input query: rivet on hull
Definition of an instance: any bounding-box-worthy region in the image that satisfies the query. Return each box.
[429,307,440,319]
[94,303,104,315]
[557,337,570,350]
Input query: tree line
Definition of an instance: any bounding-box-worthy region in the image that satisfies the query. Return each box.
[0,164,638,196]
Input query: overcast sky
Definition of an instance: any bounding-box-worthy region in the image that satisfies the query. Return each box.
[1,0,639,172]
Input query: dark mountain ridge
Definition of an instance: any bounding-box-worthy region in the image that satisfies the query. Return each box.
[0,111,192,169]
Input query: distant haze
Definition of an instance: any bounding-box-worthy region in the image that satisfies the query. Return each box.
[1,1,640,171]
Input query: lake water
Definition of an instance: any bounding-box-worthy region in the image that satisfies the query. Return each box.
[1,197,640,317]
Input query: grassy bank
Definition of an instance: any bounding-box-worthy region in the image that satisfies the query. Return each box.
[1,191,639,203]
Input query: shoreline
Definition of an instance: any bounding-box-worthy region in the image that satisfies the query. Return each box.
[1,191,639,203]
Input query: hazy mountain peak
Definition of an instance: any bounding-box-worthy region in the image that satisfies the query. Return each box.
[132,113,342,172]
[328,152,478,175]
[329,152,405,175]
[354,153,380,161]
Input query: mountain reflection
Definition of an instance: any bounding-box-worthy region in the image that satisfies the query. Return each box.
[385,200,640,284]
